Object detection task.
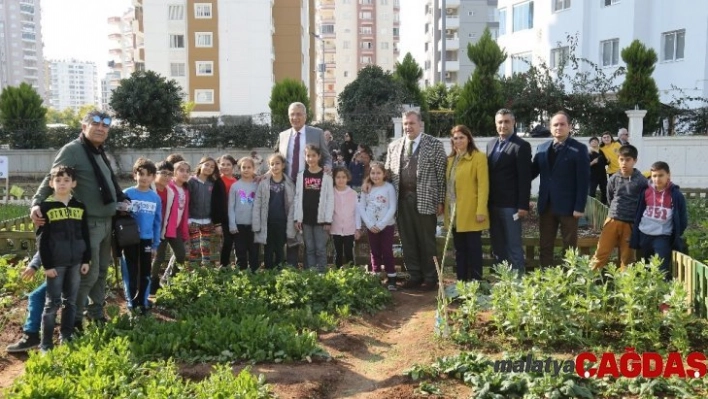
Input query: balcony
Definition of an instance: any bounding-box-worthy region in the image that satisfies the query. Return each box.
[437,60,460,72]
[323,44,336,53]
[445,0,460,8]
[109,33,122,40]
[108,16,121,24]
[109,48,123,55]
[439,16,459,29]
[318,0,334,9]
[439,37,459,51]
[132,0,143,7]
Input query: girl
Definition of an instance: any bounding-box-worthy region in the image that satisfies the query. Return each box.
[349,146,372,189]
[228,157,260,271]
[294,145,334,272]
[330,167,361,268]
[253,154,297,269]
[161,160,191,283]
[444,125,489,282]
[600,132,621,179]
[187,157,218,268]
[211,154,238,267]
[357,162,397,290]
[588,137,608,205]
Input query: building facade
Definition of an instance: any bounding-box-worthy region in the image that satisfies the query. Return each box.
[47,59,98,111]
[314,0,401,121]
[422,0,498,88]
[140,0,313,118]
[0,0,45,98]
[495,0,708,104]
[103,6,141,111]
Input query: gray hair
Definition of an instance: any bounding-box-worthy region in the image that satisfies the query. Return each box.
[288,102,307,113]
[495,108,515,119]
[402,110,422,121]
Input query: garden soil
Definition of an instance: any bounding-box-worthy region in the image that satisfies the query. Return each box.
[0,287,470,399]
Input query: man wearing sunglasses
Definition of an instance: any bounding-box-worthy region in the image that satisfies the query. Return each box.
[31,110,129,330]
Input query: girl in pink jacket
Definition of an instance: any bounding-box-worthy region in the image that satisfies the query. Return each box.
[330,167,361,268]
[161,161,191,284]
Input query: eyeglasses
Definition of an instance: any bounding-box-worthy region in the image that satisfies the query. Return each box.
[90,115,112,127]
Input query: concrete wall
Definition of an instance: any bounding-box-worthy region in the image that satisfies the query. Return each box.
[4,136,707,192]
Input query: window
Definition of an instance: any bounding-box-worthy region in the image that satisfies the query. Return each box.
[550,46,569,68]
[468,11,475,16]
[195,32,213,47]
[360,41,373,49]
[553,0,570,12]
[393,27,399,36]
[169,34,185,48]
[321,24,334,34]
[662,30,685,61]
[359,11,372,19]
[468,32,477,39]
[170,63,186,76]
[359,0,372,4]
[360,56,372,64]
[498,61,506,77]
[196,61,213,76]
[602,0,620,6]
[499,8,506,35]
[380,0,388,4]
[511,52,532,74]
[343,40,350,49]
[381,42,389,49]
[168,5,184,20]
[194,89,214,104]
[490,28,499,39]
[360,26,372,34]
[194,3,212,18]
[512,2,533,32]
[344,71,349,77]
[600,38,619,66]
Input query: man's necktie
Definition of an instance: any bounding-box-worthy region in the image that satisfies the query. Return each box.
[291,131,301,182]
[406,139,413,157]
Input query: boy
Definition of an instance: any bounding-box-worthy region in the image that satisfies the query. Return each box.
[36,166,90,352]
[591,145,648,271]
[122,158,162,313]
[6,251,44,353]
[630,161,687,280]
[149,160,174,295]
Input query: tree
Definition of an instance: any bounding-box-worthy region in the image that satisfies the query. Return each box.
[0,82,47,148]
[618,39,661,134]
[423,82,461,110]
[456,28,506,135]
[337,65,403,145]
[393,53,425,107]
[110,70,185,148]
[269,78,310,129]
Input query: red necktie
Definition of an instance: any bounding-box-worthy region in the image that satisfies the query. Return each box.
[291,130,301,182]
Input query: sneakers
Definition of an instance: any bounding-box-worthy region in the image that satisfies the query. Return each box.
[386,275,398,291]
[6,332,40,353]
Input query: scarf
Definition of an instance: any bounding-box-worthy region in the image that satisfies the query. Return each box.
[79,133,124,205]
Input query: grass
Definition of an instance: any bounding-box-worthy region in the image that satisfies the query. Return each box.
[0,204,29,223]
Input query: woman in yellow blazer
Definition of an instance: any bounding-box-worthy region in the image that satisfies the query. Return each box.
[599,132,622,178]
[444,125,489,282]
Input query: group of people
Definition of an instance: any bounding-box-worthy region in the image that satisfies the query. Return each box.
[7,104,688,354]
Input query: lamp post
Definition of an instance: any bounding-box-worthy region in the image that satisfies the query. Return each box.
[311,32,325,122]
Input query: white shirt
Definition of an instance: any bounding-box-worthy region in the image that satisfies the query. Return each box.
[405,133,423,155]
[287,127,307,177]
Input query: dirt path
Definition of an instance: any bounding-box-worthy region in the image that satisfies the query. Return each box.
[1,290,468,398]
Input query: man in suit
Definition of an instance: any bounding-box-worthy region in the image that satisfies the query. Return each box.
[618,128,630,146]
[275,102,332,267]
[386,110,446,290]
[487,109,532,274]
[532,111,590,267]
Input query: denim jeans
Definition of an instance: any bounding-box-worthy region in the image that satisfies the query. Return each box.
[24,281,47,333]
[302,224,329,272]
[489,207,525,273]
[639,233,673,281]
[42,265,81,350]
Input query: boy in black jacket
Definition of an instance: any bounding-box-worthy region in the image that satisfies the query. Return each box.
[36,166,90,352]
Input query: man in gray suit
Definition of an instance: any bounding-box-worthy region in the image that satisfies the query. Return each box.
[386,110,446,290]
[275,102,332,267]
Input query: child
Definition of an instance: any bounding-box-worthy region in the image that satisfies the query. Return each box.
[187,157,218,267]
[349,148,372,189]
[357,162,397,290]
[36,166,90,352]
[211,154,238,267]
[588,136,608,205]
[122,158,161,314]
[591,145,648,271]
[253,154,297,269]
[330,167,361,268]
[161,161,191,283]
[294,145,334,272]
[150,161,177,294]
[6,251,44,352]
[630,161,688,280]
[228,157,260,271]
[333,152,346,168]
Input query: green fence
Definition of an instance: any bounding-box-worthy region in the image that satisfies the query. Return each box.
[673,251,708,318]
[584,196,609,231]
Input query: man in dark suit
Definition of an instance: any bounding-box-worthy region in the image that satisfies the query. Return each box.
[532,111,590,267]
[385,110,447,290]
[275,102,332,267]
[487,109,532,274]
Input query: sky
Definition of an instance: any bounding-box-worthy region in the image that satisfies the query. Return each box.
[42,0,426,77]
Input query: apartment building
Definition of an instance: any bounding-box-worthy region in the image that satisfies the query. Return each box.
[314,0,401,121]
[495,0,708,104]
[47,59,98,111]
[422,0,498,88]
[0,0,45,98]
[102,6,141,110]
[140,0,314,118]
